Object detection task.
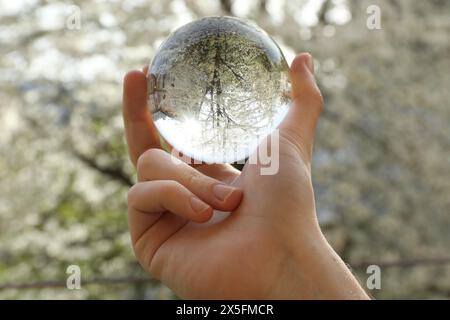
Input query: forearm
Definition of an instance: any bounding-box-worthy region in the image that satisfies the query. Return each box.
[273,230,370,299]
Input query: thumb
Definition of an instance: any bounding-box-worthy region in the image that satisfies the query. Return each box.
[278,53,323,161]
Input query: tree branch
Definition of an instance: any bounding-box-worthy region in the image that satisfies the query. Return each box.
[350,257,450,269]
[73,151,134,187]
[0,276,157,290]
[2,257,450,290]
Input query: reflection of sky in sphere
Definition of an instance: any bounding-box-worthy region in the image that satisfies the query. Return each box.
[155,102,289,163]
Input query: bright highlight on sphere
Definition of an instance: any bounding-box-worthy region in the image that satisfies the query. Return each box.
[147,16,291,163]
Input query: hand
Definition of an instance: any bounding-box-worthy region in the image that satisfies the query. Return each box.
[123,53,369,299]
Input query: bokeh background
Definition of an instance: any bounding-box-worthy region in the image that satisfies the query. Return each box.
[1,0,449,299]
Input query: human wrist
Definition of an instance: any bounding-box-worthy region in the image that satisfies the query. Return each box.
[270,228,329,299]
[272,224,369,299]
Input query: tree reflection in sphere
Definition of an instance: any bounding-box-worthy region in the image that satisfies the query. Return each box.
[147,16,291,163]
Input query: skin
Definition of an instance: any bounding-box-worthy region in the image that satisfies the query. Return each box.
[123,53,369,299]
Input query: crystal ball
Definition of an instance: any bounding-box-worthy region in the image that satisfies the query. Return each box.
[147,16,291,163]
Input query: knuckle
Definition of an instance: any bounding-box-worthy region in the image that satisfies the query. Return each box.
[136,148,164,179]
[127,183,141,207]
[315,90,324,113]
[184,170,203,189]
[304,87,324,113]
[280,128,307,155]
[160,180,181,197]
[292,86,324,115]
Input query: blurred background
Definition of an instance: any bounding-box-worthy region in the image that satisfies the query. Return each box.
[0,0,449,299]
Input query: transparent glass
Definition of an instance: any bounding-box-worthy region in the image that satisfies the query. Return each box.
[147,16,291,163]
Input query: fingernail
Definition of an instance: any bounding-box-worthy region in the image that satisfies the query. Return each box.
[305,54,314,74]
[190,196,210,213]
[212,184,236,202]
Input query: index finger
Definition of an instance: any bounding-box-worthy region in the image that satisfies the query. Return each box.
[122,69,161,167]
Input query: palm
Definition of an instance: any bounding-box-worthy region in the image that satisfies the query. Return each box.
[148,137,314,299]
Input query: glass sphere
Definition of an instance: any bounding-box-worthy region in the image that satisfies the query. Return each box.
[147,16,291,163]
